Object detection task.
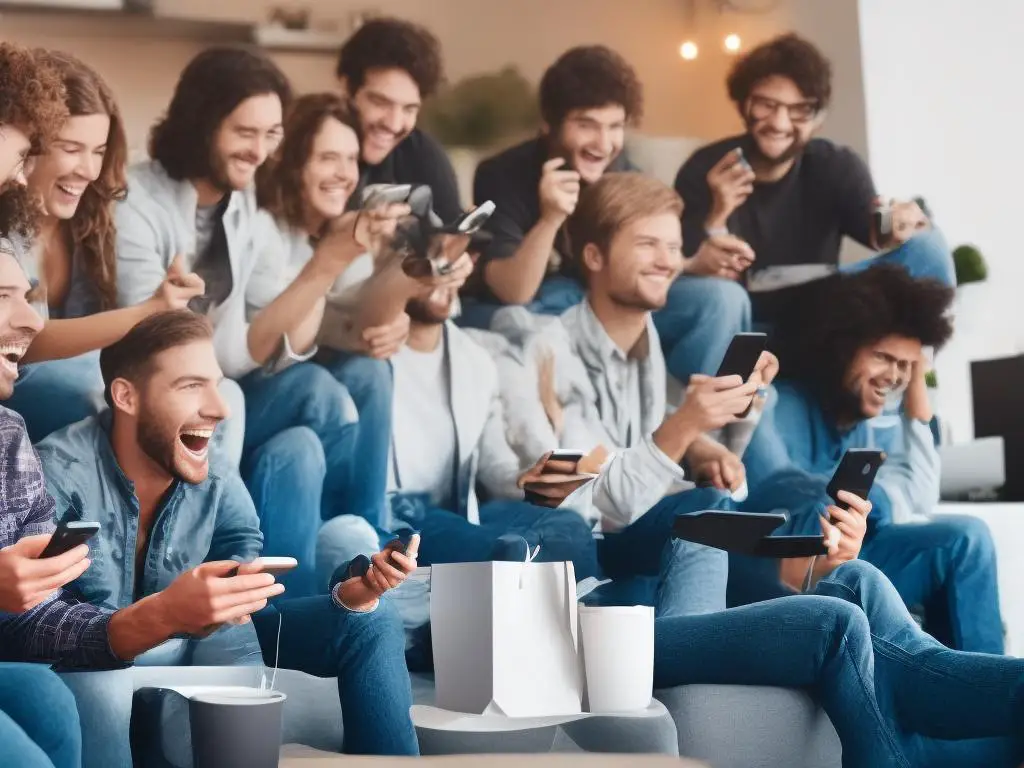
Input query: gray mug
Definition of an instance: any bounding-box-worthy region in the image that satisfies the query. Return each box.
[189,689,287,768]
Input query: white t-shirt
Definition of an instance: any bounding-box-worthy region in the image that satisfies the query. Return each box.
[389,340,457,508]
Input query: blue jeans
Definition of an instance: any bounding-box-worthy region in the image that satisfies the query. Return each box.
[655,560,1024,767]
[316,353,393,529]
[653,276,753,383]
[61,598,416,766]
[0,663,81,768]
[860,516,1004,654]
[240,363,359,522]
[841,228,956,286]
[390,495,600,580]
[7,352,104,443]
[244,426,325,597]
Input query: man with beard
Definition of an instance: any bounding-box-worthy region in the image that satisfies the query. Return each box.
[336,17,462,223]
[743,265,1002,654]
[37,310,420,765]
[672,34,954,374]
[115,48,411,588]
[318,276,599,583]
[464,46,748,391]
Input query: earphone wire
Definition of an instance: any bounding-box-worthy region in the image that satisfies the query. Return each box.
[270,610,282,692]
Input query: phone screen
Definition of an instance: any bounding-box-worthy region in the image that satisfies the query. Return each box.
[39,522,100,559]
[827,450,886,511]
[716,332,768,380]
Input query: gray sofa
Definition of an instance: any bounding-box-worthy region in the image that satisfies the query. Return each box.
[79,667,841,767]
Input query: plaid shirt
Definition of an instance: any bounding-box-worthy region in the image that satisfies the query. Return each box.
[0,407,122,669]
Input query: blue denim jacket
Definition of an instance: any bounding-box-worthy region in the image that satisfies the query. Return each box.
[35,413,263,611]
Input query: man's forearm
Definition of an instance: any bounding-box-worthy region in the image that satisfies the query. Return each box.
[247,260,338,364]
[351,266,414,330]
[653,414,703,465]
[107,592,179,661]
[485,218,563,305]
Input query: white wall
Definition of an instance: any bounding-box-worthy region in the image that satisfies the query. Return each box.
[858,0,1023,441]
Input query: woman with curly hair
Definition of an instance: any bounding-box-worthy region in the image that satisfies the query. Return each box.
[6,51,203,442]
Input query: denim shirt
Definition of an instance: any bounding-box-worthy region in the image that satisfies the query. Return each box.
[36,413,263,611]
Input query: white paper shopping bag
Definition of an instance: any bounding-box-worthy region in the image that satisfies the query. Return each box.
[429,560,582,717]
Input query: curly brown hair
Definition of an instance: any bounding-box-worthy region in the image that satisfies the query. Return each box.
[539,45,644,129]
[336,17,443,99]
[257,93,358,231]
[0,43,68,237]
[150,47,292,181]
[727,33,832,110]
[38,50,128,311]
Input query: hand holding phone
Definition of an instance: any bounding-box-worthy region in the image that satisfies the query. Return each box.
[0,530,94,613]
[826,449,886,512]
[229,556,299,577]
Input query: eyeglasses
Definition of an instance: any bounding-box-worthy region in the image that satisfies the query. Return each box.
[748,95,820,124]
[871,350,913,382]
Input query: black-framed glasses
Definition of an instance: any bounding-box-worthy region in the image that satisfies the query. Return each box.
[748,95,820,124]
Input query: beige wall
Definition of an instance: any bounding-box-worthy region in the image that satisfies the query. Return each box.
[1,0,866,155]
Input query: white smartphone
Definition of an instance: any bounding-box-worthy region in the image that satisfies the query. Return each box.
[229,556,298,577]
[361,184,412,208]
[456,200,496,234]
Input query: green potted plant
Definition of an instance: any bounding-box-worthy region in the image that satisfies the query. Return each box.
[952,243,987,285]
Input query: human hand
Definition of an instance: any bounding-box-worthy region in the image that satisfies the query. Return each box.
[817,491,871,575]
[151,254,205,311]
[155,561,285,635]
[316,203,412,273]
[0,533,91,613]
[336,534,420,612]
[685,234,755,280]
[706,148,755,227]
[687,442,746,492]
[538,157,581,224]
[887,199,930,246]
[358,312,410,360]
[517,451,594,508]
[748,350,780,390]
[675,374,760,433]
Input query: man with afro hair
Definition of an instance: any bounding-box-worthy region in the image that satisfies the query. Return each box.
[743,265,1003,655]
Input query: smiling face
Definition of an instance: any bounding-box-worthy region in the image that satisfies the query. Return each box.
[123,340,228,484]
[0,123,32,191]
[843,335,920,420]
[587,212,683,311]
[209,93,283,192]
[0,249,45,397]
[27,113,109,220]
[743,75,822,166]
[301,116,360,224]
[351,67,420,165]
[549,104,626,184]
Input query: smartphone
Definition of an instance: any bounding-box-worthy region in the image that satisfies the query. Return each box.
[386,530,420,558]
[542,449,584,474]
[872,202,893,244]
[227,556,298,577]
[716,332,768,380]
[361,183,411,208]
[39,521,100,558]
[735,147,752,172]
[441,201,496,235]
[826,449,886,513]
[751,535,829,558]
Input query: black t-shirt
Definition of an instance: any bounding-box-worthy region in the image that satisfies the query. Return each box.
[358,128,463,224]
[471,137,637,302]
[675,135,876,270]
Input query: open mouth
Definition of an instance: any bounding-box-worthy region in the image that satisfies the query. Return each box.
[0,344,26,376]
[178,427,214,459]
[56,182,85,199]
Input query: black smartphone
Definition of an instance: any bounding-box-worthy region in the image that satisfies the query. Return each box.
[716,332,768,380]
[39,521,100,558]
[542,449,584,474]
[826,449,886,513]
[751,535,829,558]
[872,205,893,244]
[386,529,421,558]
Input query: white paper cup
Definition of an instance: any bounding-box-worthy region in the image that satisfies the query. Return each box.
[189,688,286,768]
[579,605,654,713]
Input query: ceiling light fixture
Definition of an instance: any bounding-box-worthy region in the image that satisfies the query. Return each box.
[680,41,699,60]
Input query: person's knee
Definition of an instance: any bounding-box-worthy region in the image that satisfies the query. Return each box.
[292,364,360,426]
[686,276,752,325]
[936,515,996,564]
[252,426,327,478]
[830,558,886,590]
[5,665,79,731]
[795,594,871,655]
[891,227,955,286]
[331,355,391,398]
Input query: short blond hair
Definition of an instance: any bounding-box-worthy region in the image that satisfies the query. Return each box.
[567,172,683,269]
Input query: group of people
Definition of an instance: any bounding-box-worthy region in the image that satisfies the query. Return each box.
[0,17,1019,768]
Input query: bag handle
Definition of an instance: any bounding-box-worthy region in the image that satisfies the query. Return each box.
[518,544,541,590]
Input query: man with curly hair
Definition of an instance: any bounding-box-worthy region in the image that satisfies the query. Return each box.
[672,34,954,360]
[336,17,462,223]
[743,265,1003,654]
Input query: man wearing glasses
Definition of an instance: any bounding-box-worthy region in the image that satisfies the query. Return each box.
[670,34,954,343]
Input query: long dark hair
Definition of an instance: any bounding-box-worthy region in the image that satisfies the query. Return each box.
[256,93,358,230]
[150,47,292,181]
[41,51,127,310]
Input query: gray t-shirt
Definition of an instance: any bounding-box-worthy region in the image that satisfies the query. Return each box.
[188,202,233,314]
